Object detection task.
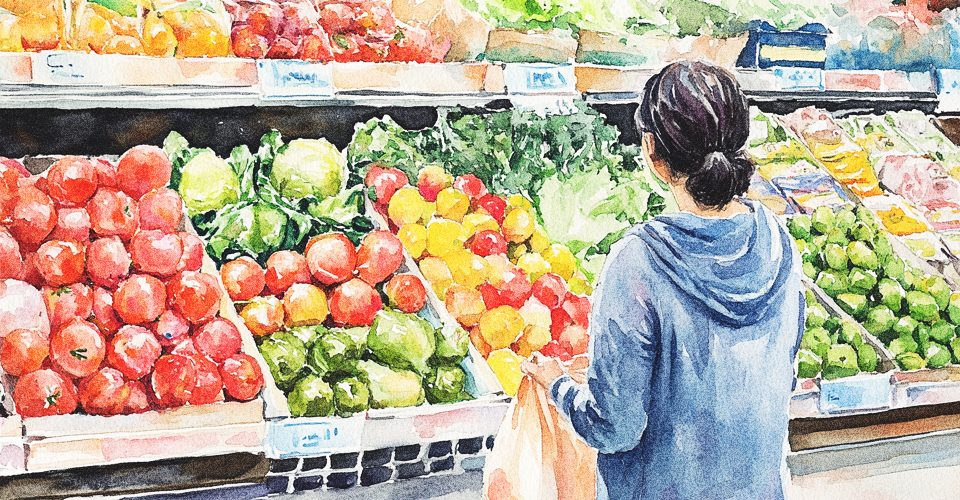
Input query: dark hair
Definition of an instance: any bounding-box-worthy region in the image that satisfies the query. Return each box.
[636,61,754,209]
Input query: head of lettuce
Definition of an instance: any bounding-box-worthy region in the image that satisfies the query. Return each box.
[270,139,345,200]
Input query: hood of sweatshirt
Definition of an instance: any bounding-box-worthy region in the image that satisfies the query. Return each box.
[635,200,799,327]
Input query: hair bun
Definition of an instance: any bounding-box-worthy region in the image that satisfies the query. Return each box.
[685,150,754,208]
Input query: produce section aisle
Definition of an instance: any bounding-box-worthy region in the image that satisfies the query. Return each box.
[1,57,960,499]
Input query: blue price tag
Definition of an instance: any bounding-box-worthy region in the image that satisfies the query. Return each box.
[37,52,111,85]
[258,60,334,99]
[773,67,824,91]
[938,69,960,95]
[819,375,892,414]
[504,64,576,95]
[264,417,363,458]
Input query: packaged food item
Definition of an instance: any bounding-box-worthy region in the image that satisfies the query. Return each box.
[67,0,230,56]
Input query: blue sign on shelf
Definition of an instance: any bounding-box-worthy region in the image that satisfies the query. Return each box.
[819,375,892,414]
[264,417,364,458]
[258,60,334,99]
[773,67,824,91]
[503,64,576,95]
[937,69,960,95]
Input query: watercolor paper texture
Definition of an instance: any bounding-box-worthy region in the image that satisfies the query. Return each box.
[0,0,960,499]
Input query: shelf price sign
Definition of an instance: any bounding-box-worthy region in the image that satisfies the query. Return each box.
[504,64,577,115]
[503,63,576,95]
[258,60,334,99]
[819,375,892,414]
[264,417,364,458]
[34,52,116,85]
[772,67,824,92]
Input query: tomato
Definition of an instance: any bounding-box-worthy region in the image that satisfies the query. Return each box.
[264,250,311,296]
[384,274,427,314]
[138,188,183,233]
[10,185,57,246]
[35,240,86,287]
[49,319,106,379]
[220,257,265,302]
[88,188,139,242]
[218,353,263,402]
[153,309,190,347]
[46,156,98,205]
[91,286,123,335]
[0,227,22,280]
[130,230,183,278]
[188,354,223,405]
[48,207,91,243]
[0,328,49,377]
[114,275,167,325]
[150,354,196,408]
[194,317,242,363]
[107,325,162,381]
[169,338,198,356]
[166,271,221,324]
[176,232,204,273]
[116,145,172,201]
[306,233,356,285]
[531,273,567,310]
[123,380,150,414]
[78,367,130,416]
[86,236,132,289]
[13,369,78,417]
[42,283,93,334]
[16,251,42,287]
[93,159,118,189]
[0,162,21,221]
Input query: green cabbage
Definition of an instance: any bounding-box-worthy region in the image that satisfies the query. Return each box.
[270,139,344,200]
[178,150,240,214]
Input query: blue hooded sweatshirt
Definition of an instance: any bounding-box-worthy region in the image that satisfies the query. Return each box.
[550,199,805,500]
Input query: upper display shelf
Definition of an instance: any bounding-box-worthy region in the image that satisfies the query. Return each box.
[0,52,946,109]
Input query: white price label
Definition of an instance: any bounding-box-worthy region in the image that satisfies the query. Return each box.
[773,67,824,91]
[503,64,576,95]
[819,375,892,414]
[258,60,334,99]
[264,417,364,458]
[36,52,114,85]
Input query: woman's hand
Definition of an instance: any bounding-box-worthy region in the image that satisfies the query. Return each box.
[522,353,564,389]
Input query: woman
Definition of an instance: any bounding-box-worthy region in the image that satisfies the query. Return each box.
[523,60,805,500]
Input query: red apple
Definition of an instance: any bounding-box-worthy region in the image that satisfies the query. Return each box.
[166,271,221,324]
[42,283,93,334]
[497,268,532,309]
[46,156,98,205]
[49,319,106,379]
[91,286,123,335]
[177,232,204,272]
[364,165,409,207]
[220,257,266,302]
[35,239,85,287]
[13,369,78,417]
[48,207,90,243]
[355,230,403,285]
[384,274,426,313]
[150,354,196,408]
[138,188,183,233]
[474,194,507,225]
[188,354,223,406]
[470,230,507,257]
[329,278,382,326]
[453,174,487,199]
[306,233,356,285]
[264,250,311,295]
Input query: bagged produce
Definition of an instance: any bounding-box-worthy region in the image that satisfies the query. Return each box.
[483,375,596,500]
[66,0,231,56]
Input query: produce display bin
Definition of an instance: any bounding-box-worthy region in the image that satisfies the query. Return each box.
[0,159,267,472]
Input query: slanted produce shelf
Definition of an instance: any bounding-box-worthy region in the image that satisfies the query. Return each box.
[0,452,269,499]
[789,400,960,452]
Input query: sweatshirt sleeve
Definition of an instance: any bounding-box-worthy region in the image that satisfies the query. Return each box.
[549,238,660,454]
